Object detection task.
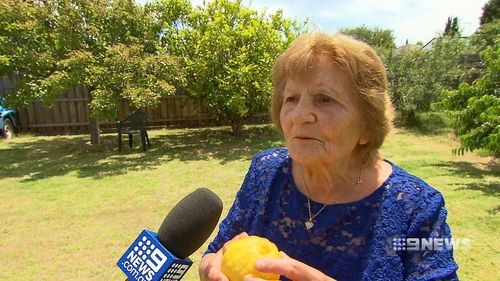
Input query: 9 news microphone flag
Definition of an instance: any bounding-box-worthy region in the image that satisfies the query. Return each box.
[117,230,192,281]
[117,188,223,281]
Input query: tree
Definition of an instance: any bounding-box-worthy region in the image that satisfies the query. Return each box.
[444,16,460,37]
[471,0,500,52]
[155,0,303,135]
[386,47,426,124]
[339,26,396,61]
[387,36,471,124]
[0,0,182,144]
[338,25,471,124]
[470,19,500,51]
[433,43,499,156]
[480,0,500,25]
[339,25,396,50]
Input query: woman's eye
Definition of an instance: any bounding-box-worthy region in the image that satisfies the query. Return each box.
[318,96,335,104]
[285,96,298,103]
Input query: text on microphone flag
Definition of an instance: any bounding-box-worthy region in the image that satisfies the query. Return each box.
[117,230,192,281]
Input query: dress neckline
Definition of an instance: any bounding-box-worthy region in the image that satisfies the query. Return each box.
[283,156,396,207]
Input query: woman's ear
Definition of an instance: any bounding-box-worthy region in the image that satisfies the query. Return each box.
[359,131,369,145]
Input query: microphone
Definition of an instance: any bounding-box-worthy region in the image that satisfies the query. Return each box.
[117,188,223,281]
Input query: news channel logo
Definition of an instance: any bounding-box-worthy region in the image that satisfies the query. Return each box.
[117,230,192,281]
[391,237,471,252]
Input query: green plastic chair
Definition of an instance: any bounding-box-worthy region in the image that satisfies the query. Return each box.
[117,111,150,152]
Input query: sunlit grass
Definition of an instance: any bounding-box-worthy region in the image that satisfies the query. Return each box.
[0,124,498,280]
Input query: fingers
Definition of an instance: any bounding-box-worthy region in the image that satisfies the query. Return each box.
[253,252,335,281]
[206,267,229,281]
[242,274,279,281]
[280,251,290,258]
[200,252,229,281]
[233,232,249,239]
[253,257,299,279]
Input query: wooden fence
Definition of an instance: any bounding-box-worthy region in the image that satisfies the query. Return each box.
[0,75,213,135]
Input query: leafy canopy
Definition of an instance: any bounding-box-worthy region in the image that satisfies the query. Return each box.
[339,25,396,61]
[157,0,304,135]
[444,16,460,37]
[386,36,471,124]
[434,43,500,156]
[339,25,396,50]
[480,0,500,25]
[0,0,182,120]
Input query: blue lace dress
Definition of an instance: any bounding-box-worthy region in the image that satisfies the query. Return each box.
[205,148,459,281]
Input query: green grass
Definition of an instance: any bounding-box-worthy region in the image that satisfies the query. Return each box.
[0,125,498,280]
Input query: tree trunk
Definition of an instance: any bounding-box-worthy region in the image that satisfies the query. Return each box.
[402,110,417,126]
[90,118,100,145]
[231,119,243,136]
[87,85,100,145]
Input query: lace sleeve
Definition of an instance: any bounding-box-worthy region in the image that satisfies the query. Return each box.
[403,190,459,281]
[204,157,258,254]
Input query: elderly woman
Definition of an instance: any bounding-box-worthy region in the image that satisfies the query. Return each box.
[199,32,459,281]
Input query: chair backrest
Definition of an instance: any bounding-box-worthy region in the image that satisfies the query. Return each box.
[127,111,148,130]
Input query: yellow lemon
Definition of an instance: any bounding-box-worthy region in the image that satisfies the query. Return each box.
[221,235,281,281]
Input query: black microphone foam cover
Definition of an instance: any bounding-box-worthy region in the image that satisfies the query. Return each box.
[157,188,223,259]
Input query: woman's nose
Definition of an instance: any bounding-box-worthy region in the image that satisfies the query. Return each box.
[292,96,316,124]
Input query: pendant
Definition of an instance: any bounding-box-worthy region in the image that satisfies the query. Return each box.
[305,220,314,230]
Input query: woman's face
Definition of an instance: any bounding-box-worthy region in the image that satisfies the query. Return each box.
[280,57,368,166]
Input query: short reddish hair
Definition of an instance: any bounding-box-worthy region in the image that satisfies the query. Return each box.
[271,32,394,160]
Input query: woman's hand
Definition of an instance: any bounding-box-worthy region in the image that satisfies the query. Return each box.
[243,252,336,281]
[199,232,249,281]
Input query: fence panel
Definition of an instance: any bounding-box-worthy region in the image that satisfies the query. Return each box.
[1,76,212,135]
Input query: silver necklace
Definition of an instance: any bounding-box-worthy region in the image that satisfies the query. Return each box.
[301,164,364,230]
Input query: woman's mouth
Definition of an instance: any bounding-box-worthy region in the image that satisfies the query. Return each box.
[294,136,320,141]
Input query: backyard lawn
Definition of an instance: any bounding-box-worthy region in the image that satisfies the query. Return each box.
[0,124,498,280]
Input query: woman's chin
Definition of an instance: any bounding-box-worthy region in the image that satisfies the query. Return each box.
[288,150,325,165]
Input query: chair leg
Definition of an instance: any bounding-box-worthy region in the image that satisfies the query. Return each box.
[128,134,133,148]
[145,131,150,148]
[141,132,147,151]
[118,132,122,152]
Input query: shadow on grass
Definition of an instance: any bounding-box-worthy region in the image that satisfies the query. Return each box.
[395,112,451,136]
[432,161,500,197]
[488,205,500,215]
[456,182,500,197]
[0,125,284,182]
[432,161,499,179]
[152,125,284,163]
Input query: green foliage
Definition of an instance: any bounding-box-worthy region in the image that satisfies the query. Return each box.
[339,25,395,61]
[154,0,304,135]
[144,0,193,54]
[0,0,182,120]
[470,19,500,52]
[89,44,180,120]
[480,0,500,25]
[444,16,460,37]
[398,112,451,135]
[387,36,471,124]
[434,43,500,156]
[339,25,396,50]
